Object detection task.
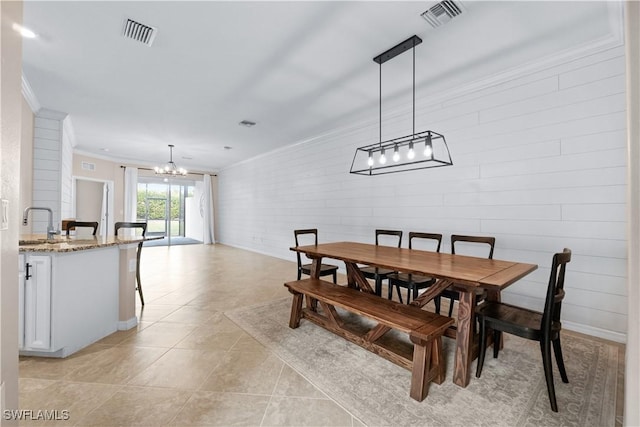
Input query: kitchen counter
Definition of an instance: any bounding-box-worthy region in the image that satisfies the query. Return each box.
[19,234,162,252]
[19,233,163,357]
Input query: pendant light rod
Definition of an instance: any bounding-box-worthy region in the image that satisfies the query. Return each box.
[374,35,422,144]
[413,41,416,136]
[379,62,382,145]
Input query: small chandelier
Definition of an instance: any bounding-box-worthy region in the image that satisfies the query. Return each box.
[350,35,452,175]
[154,144,187,176]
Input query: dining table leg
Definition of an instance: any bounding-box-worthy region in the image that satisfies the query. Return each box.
[345,262,375,294]
[453,289,475,387]
[310,256,322,279]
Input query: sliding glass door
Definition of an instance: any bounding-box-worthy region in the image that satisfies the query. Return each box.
[137,177,201,246]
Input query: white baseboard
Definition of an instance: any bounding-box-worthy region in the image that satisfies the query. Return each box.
[563,320,626,344]
[118,317,138,331]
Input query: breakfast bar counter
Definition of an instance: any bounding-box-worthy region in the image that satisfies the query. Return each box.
[19,234,161,357]
[19,234,155,252]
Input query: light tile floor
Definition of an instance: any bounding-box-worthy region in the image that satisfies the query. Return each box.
[18,244,624,426]
[19,244,361,426]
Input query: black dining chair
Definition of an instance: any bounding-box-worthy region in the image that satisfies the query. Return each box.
[387,232,442,305]
[359,229,402,297]
[65,221,99,236]
[439,234,496,316]
[475,248,572,412]
[115,222,148,305]
[294,229,338,283]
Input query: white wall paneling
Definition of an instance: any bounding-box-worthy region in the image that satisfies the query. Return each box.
[218,46,627,342]
[30,110,75,234]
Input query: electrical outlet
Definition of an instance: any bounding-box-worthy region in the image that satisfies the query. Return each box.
[0,199,8,230]
[129,258,137,272]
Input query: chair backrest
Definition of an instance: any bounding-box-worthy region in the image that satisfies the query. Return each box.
[542,248,571,334]
[408,232,442,252]
[375,229,403,248]
[114,222,147,237]
[294,229,318,269]
[66,221,99,236]
[451,234,495,259]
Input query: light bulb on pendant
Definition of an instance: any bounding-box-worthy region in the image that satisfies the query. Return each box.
[407,141,415,160]
[367,150,374,167]
[424,134,433,158]
[379,148,387,164]
[393,145,400,162]
[424,141,432,157]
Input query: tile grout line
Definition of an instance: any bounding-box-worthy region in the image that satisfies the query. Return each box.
[259,363,286,427]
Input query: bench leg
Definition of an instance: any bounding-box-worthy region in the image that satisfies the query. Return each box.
[289,292,304,329]
[410,342,433,401]
[432,337,445,385]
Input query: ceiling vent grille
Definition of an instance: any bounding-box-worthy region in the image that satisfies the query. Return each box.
[81,161,95,171]
[122,19,157,46]
[421,1,464,28]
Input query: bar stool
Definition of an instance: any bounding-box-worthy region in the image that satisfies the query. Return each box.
[115,222,147,305]
[65,221,99,236]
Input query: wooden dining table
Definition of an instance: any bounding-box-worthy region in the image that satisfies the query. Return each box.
[291,241,537,388]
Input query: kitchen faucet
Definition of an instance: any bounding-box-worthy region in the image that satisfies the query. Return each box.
[23,207,59,240]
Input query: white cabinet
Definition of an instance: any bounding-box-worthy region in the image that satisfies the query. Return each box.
[19,247,119,357]
[19,254,52,351]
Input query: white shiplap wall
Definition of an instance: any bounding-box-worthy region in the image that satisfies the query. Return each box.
[31,109,74,233]
[31,111,63,233]
[218,46,627,342]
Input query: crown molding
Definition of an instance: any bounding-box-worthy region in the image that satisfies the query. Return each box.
[36,108,67,121]
[21,75,41,113]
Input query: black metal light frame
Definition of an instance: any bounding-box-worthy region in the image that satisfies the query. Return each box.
[350,35,453,176]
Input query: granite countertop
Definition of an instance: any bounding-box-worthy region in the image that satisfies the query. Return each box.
[19,234,163,253]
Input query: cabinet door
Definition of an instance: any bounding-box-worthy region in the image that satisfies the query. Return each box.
[23,255,52,350]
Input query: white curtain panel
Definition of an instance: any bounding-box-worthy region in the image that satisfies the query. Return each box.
[123,167,138,236]
[203,174,215,244]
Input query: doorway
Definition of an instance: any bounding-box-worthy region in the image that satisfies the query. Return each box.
[72,177,114,237]
[137,177,202,246]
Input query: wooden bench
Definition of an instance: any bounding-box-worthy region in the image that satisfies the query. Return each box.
[284,278,454,401]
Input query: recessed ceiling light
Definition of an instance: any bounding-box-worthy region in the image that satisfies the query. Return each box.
[12,23,37,39]
[181,156,193,160]
[224,146,232,150]
[100,148,109,152]
[239,120,256,128]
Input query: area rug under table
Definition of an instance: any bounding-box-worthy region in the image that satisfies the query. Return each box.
[225,297,617,427]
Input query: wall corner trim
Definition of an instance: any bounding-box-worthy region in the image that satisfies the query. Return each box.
[63,116,77,148]
[21,74,41,113]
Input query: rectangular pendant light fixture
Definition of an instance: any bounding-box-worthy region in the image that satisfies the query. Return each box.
[350,35,452,176]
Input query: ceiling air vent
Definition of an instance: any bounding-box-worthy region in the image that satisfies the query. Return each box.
[122,18,157,46]
[421,1,464,28]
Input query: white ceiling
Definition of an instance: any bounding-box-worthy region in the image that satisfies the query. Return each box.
[21,1,622,173]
